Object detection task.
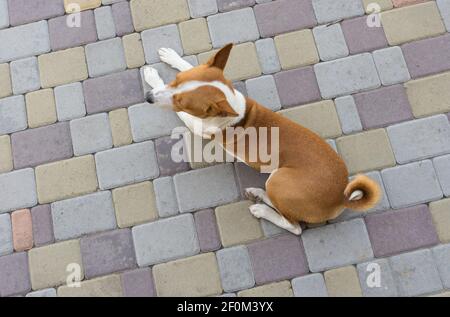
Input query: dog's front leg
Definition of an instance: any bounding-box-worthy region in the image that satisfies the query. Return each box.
[159,48,194,72]
[249,204,302,236]
[144,66,165,90]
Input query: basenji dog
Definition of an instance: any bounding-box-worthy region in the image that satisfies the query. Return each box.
[144,44,381,235]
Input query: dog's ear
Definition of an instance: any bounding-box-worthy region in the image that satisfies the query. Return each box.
[208,99,239,117]
[207,43,233,70]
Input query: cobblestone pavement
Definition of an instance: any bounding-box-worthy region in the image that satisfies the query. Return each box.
[1,0,450,297]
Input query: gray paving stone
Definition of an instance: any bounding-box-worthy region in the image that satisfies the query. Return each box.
[373,46,411,86]
[0,168,37,214]
[7,0,64,27]
[433,155,450,197]
[0,0,8,29]
[141,24,183,64]
[153,177,179,218]
[51,191,117,241]
[0,213,13,256]
[216,246,255,292]
[10,57,40,94]
[218,0,255,12]
[121,268,156,297]
[432,244,450,289]
[31,205,54,247]
[94,6,116,40]
[70,113,113,156]
[207,8,260,48]
[0,95,27,136]
[387,115,450,164]
[313,24,349,62]
[246,75,281,111]
[188,0,218,18]
[85,38,126,77]
[54,82,86,121]
[389,249,443,297]
[357,259,398,297]
[334,96,362,135]
[111,1,134,37]
[382,160,443,209]
[26,288,57,297]
[260,219,289,237]
[174,164,240,213]
[132,214,199,266]
[95,141,160,190]
[301,219,374,272]
[102,0,125,4]
[312,0,364,24]
[0,252,31,297]
[255,38,281,75]
[292,274,328,297]
[437,0,450,31]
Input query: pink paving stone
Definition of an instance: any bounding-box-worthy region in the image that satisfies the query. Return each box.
[0,252,31,297]
[194,209,222,252]
[234,162,269,198]
[254,0,317,38]
[11,122,73,169]
[7,0,65,26]
[111,1,135,37]
[392,0,429,7]
[247,234,309,285]
[365,205,439,258]
[155,136,190,177]
[402,34,450,79]
[31,205,55,247]
[121,268,156,297]
[274,66,321,108]
[11,209,33,252]
[48,10,98,51]
[341,16,389,55]
[353,84,414,130]
[83,69,144,114]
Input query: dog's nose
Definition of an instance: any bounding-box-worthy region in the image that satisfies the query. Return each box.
[145,91,155,104]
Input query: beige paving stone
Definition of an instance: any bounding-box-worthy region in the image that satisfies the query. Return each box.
[38,47,88,88]
[25,89,57,129]
[122,33,145,69]
[430,199,450,243]
[0,135,13,173]
[336,129,396,174]
[58,275,122,297]
[153,253,222,297]
[29,239,84,290]
[381,2,446,45]
[179,18,212,55]
[130,0,190,32]
[324,266,363,297]
[238,281,293,297]
[405,71,450,118]
[64,0,101,13]
[215,200,263,247]
[0,63,12,99]
[279,100,342,139]
[392,0,428,7]
[35,155,98,204]
[275,30,319,70]
[109,108,133,147]
[198,42,262,81]
[112,181,158,228]
[362,0,393,12]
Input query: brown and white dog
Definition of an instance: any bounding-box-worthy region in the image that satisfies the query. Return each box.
[144,44,381,235]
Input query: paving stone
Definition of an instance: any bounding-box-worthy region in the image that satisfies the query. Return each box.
[179,18,212,55]
[0,168,37,214]
[387,115,450,164]
[38,47,88,88]
[31,205,54,247]
[292,274,328,297]
[7,0,63,26]
[70,114,113,156]
[153,177,179,218]
[64,0,101,12]
[372,46,411,86]
[85,38,126,77]
[217,0,255,12]
[0,63,12,98]
[58,274,122,297]
[334,96,362,135]
[29,239,83,290]
[122,33,145,69]
[142,24,184,64]
[0,95,27,135]
[392,0,426,7]
[187,0,218,18]
[155,136,190,177]
[26,288,57,297]
[11,209,33,252]
[254,0,317,38]
[0,135,13,174]
[312,0,364,24]
[362,0,393,12]
[194,209,221,252]
[109,108,133,147]
[52,191,117,241]
[0,0,8,29]
[314,53,381,99]
[238,281,293,297]
[234,162,269,198]
[0,252,31,297]
[0,213,13,256]
[121,268,156,297]
[255,38,281,75]
[10,57,41,95]
[35,155,98,204]
[246,75,281,111]
[260,219,290,238]
[94,6,116,40]
[437,0,450,31]
[381,2,446,45]
[324,266,362,297]
[54,82,86,121]
[433,155,450,197]
[48,11,97,51]
[25,88,57,129]
[302,219,374,272]
[432,244,450,289]
[83,69,144,114]
[312,24,349,62]
[0,21,50,63]
[357,259,398,297]
[382,160,443,209]
[111,1,134,36]
[389,249,443,297]
[430,199,450,243]
[133,214,199,266]
[217,246,255,292]
[275,30,318,70]
[81,229,136,279]
[112,182,158,228]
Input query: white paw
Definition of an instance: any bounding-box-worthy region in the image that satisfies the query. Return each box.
[143,66,164,89]
[159,48,182,66]
[290,225,303,236]
[249,204,266,219]
[245,188,265,203]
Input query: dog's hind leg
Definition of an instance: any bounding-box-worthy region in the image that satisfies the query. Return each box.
[245,188,275,209]
[249,204,302,235]
[158,48,194,72]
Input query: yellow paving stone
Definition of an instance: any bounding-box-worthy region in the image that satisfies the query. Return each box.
[362,0,393,13]
[179,18,212,55]
[279,100,342,139]
[153,253,222,297]
[198,42,262,81]
[215,200,264,247]
[38,47,88,88]
[274,30,319,70]
[405,71,450,118]
[64,0,101,13]
[336,129,396,175]
[29,239,84,290]
[381,2,446,45]
[58,275,122,297]
[430,199,450,243]
[324,266,363,297]
[0,135,13,173]
[122,33,145,69]
[238,281,293,297]
[112,181,158,228]
[35,155,98,204]
[109,108,133,147]
[130,0,190,32]
[25,89,57,129]
[0,63,12,99]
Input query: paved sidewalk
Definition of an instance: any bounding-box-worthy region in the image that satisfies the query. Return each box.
[1,0,450,297]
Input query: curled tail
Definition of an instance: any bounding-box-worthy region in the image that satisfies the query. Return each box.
[344,175,381,212]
